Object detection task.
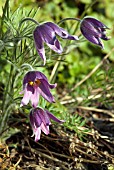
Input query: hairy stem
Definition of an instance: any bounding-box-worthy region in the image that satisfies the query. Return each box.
[57,17,81,25]
[19,17,39,30]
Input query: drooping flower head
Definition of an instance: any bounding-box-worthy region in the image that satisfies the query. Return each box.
[20,71,57,108]
[33,22,79,65]
[80,17,110,48]
[30,107,64,141]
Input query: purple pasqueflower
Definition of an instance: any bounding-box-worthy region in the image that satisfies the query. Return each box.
[30,107,64,141]
[20,71,57,108]
[33,22,79,65]
[80,17,110,48]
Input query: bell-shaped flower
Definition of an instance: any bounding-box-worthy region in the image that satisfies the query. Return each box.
[30,107,64,141]
[20,71,57,108]
[80,17,110,48]
[33,22,79,65]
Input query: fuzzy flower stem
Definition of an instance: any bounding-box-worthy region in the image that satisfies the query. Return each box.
[19,17,39,30]
[57,17,81,25]
[21,63,34,71]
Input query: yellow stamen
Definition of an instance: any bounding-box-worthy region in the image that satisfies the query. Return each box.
[35,79,41,86]
[29,81,34,86]
[28,79,41,86]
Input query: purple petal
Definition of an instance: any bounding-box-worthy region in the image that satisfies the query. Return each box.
[101,33,110,41]
[83,33,104,48]
[36,108,50,135]
[46,39,63,53]
[83,17,108,29]
[23,71,57,89]
[30,110,41,141]
[67,35,79,40]
[33,26,44,49]
[39,24,63,53]
[33,27,46,65]
[38,108,51,125]
[30,109,42,128]
[46,22,78,40]
[48,83,57,89]
[80,20,100,38]
[23,71,46,86]
[38,79,55,103]
[80,17,110,45]
[40,123,50,135]
[46,22,69,38]
[39,24,56,44]
[46,110,65,123]
[27,84,34,93]
[33,110,42,127]
[30,110,35,128]
[34,127,41,142]
[36,47,46,65]
[20,87,32,107]
[29,107,64,142]
[35,72,57,89]
[35,71,49,82]
[23,72,36,87]
[95,38,104,48]
[30,87,40,108]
